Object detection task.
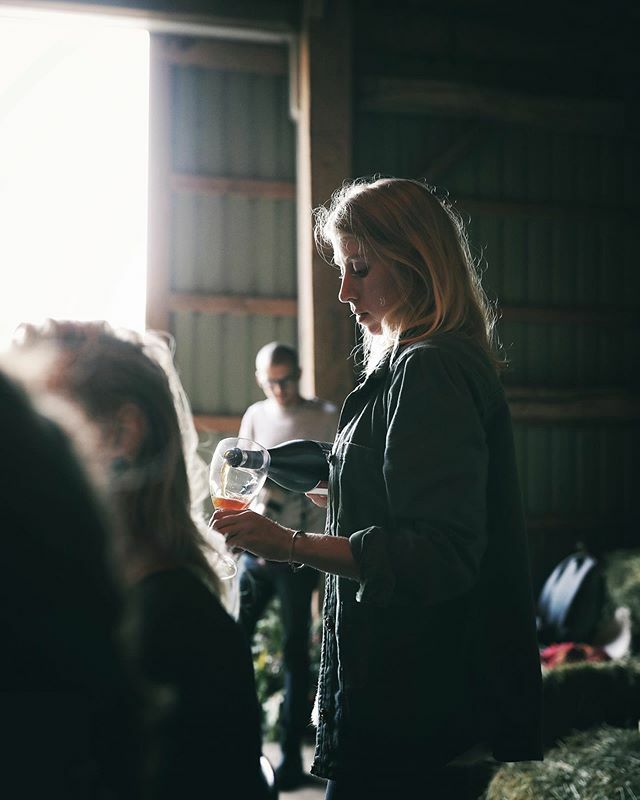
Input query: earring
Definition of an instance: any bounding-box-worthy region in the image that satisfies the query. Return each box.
[379,296,386,307]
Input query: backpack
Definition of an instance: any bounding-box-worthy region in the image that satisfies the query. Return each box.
[536,551,606,645]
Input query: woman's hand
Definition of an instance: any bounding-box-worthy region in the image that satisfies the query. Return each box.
[214,509,360,580]
[305,480,328,508]
[212,509,294,562]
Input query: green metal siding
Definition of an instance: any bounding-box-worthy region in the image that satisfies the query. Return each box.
[173,309,296,416]
[167,53,298,428]
[171,67,294,179]
[171,192,296,295]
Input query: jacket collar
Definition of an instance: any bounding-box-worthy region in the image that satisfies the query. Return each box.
[353,351,391,392]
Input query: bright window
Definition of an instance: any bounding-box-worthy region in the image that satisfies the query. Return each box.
[0,13,149,349]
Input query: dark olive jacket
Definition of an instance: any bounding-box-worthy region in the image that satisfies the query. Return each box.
[311,333,543,781]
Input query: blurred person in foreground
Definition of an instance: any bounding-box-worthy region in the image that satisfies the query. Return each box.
[238,342,338,790]
[0,361,142,799]
[213,177,543,799]
[12,320,271,800]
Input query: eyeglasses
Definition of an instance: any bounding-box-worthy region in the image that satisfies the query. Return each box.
[261,374,298,389]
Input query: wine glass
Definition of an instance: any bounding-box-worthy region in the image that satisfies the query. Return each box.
[208,437,270,580]
[209,437,270,512]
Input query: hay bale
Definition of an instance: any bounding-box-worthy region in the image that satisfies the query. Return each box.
[486,725,640,800]
[542,658,640,747]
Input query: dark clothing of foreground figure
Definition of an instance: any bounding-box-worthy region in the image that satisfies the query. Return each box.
[128,566,270,800]
[311,333,543,783]
[0,371,142,799]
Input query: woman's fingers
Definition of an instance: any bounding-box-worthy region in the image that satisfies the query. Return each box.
[212,508,253,529]
[305,492,328,508]
[305,480,328,506]
[211,509,292,562]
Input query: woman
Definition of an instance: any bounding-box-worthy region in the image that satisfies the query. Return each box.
[213,177,543,798]
[13,321,270,800]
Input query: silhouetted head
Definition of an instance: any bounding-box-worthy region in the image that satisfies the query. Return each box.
[12,319,231,598]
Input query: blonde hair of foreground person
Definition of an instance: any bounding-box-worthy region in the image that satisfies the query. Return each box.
[11,319,235,610]
[314,176,502,374]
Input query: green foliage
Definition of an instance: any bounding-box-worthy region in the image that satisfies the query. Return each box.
[250,597,322,742]
[251,599,284,741]
[485,725,640,800]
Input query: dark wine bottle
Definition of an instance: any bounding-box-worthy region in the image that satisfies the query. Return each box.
[223,438,332,493]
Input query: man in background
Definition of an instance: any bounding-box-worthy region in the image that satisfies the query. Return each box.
[238,341,338,791]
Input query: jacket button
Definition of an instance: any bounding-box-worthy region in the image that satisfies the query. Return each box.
[324,616,334,631]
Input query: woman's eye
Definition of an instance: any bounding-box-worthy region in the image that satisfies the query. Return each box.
[351,261,369,277]
[339,261,369,279]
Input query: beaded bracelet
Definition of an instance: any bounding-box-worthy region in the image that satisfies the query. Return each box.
[289,529,306,572]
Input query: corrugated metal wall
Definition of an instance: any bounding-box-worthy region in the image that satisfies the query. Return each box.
[171,68,295,180]
[174,311,297,415]
[156,42,297,431]
[170,194,296,296]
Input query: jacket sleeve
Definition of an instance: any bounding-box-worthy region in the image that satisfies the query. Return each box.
[349,346,489,607]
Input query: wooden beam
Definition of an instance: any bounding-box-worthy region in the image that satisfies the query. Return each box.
[506,387,640,422]
[420,121,488,182]
[306,0,328,19]
[356,11,638,77]
[193,392,640,430]
[359,78,629,135]
[3,0,297,41]
[525,514,630,532]
[168,291,297,317]
[455,196,636,224]
[194,414,242,434]
[146,36,172,333]
[500,305,639,328]
[296,0,354,405]
[193,395,639,436]
[156,37,288,74]
[171,172,295,199]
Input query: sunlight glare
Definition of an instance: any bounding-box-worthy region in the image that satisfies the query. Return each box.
[0,15,149,350]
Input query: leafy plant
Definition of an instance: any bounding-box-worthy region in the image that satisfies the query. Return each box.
[251,597,322,742]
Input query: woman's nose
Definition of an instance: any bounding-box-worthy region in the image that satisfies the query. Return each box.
[338,273,356,304]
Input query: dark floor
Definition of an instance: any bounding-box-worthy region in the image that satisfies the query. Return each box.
[262,742,326,799]
[262,742,495,799]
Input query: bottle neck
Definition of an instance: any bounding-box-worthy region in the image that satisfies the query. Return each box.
[223,447,266,470]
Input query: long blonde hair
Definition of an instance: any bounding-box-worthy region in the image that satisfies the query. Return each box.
[12,320,232,605]
[314,177,502,374]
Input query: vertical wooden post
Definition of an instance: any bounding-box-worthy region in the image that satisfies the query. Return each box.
[296,0,354,405]
[146,36,171,334]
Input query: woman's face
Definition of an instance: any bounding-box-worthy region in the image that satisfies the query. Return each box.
[335,236,398,336]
